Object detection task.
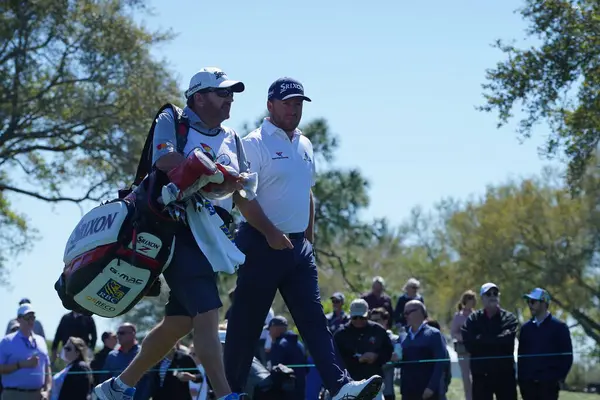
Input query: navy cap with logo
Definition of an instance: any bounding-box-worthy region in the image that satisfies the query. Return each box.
[268,77,312,102]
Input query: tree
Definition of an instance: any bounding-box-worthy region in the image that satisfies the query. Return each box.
[0,0,181,274]
[478,0,600,187]
[403,166,600,345]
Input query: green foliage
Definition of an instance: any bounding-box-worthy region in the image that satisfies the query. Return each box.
[0,0,180,276]
[401,166,600,344]
[478,0,600,188]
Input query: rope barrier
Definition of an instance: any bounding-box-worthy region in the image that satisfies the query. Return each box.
[27,351,575,376]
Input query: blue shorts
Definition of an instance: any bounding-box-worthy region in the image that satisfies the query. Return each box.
[162,229,222,317]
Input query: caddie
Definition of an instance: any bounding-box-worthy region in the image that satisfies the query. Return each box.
[94,67,249,400]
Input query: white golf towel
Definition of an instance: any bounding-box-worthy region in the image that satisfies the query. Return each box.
[186,198,245,275]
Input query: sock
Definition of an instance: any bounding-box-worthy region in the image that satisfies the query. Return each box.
[112,377,132,391]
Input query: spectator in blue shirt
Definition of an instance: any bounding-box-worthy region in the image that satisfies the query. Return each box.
[400,300,446,400]
[266,316,308,400]
[518,288,573,400]
[325,292,349,335]
[102,323,150,400]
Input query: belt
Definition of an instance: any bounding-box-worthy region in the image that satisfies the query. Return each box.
[286,232,305,240]
[4,388,41,392]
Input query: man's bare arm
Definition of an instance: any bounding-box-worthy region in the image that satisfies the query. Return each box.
[0,362,20,374]
[305,190,315,243]
[233,193,277,237]
[155,153,186,173]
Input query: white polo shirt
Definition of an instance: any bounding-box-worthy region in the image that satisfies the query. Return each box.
[242,118,316,233]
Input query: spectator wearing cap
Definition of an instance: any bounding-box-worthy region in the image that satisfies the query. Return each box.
[361,277,394,323]
[334,299,393,400]
[461,282,519,400]
[265,316,308,400]
[224,77,383,400]
[94,67,248,400]
[0,304,51,400]
[90,331,117,385]
[5,299,45,338]
[392,278,424,331]
[101,323,151,400]
[326,292,349,334]
[518,288,573,400]
[51,311,97,365]
[399,301,447,400]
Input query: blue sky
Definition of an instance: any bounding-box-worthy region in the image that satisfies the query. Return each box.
[2,0,559,342]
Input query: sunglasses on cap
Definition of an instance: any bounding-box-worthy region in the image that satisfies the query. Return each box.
[198,87,235,98]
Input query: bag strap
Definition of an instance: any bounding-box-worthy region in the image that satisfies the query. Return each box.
[132,103,189,187]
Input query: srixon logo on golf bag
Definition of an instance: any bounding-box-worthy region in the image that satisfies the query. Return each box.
[56,191,176,318]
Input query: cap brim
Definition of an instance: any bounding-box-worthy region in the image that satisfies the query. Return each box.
[350,311,368,318]
[281,93,312,102]
[218,80,245,92]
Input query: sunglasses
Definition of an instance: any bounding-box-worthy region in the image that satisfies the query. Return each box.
[117,330,131,336]
[484,290,500,297]
[199,88,235,98]
[404,309,418,317]
[527,299,540,305]
[63,346,73,352]
[20,314,35,321]
[351,316,367,321]
[332,299,341,304]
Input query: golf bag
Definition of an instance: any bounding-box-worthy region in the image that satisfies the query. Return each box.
[54,104,190,317]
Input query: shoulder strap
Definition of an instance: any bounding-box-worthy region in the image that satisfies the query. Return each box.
[132,103,189,187]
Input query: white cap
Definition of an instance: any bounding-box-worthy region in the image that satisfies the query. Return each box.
[372,276,386,286]
[349,299,369,318]
[17,304,35,317]
[480,282,499,296]
[185,67,245,98]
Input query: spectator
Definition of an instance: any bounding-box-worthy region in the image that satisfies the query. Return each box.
[102,323,150,400]
[149,344,201,400]
[188,345,208,400]
[399,300,446,400]
[90,331,118,385]
[393,278,424,331]
[51,311,97,364]
[257,307,275,365]
[50,336,93,400]
[5,299,45,338]
[326,292,349,335]
[334,299,393,400]
[450,289,476,400]
[0,304,52,400]
[361,277,394,322]
[266,316,308,400]
[425,319,451,399]
[518,288,573,400]
[461,282,519,400]
[370,308,398,400]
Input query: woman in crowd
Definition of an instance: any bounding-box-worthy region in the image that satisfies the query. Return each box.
[51,336,93,400]
[393,278,424,336]
[450,290,476,400]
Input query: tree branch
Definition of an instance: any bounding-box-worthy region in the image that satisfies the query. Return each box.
[315,248,361,294]
[0,181,107,203]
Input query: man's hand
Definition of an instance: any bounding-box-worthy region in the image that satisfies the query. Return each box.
[359,352,378,364]
[265,228,294,250]
[422,388,434,399]
[20,355,39,368]
[41,389,50,400]
[176,372,196,382]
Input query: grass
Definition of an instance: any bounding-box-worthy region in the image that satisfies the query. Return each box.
[394,379,599,399]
